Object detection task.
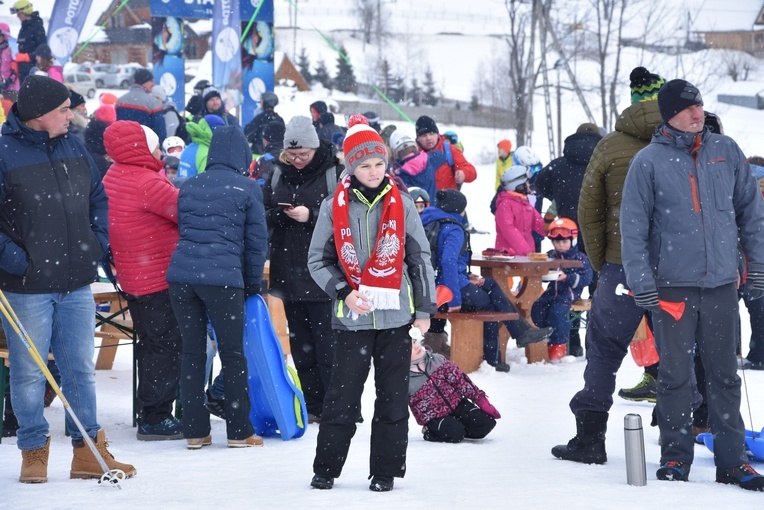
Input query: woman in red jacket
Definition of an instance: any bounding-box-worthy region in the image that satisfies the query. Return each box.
[102,120,183,441]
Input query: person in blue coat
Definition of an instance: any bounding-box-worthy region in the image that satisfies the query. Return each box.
[167,125,268,449]
[531,218,592,361]
[420,189,552,372]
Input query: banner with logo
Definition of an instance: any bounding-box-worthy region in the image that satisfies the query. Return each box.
[212,0,243,121]
[151,0,213,19]
[240,20,274,128]
[152,17,185,114]
[241,0,273,21]
[47,0,93,66]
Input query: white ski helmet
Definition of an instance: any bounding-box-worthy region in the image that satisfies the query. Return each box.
[512,145,540,167]
[501,165,530,191]
[162,136,186,154]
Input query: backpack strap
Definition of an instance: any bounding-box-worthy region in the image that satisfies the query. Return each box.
[443,140,454,168]
[325,165,338,194]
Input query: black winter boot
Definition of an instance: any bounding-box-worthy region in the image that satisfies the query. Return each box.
[551,411,608,464]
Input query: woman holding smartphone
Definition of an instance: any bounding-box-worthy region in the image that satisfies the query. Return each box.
[262,115,344,423]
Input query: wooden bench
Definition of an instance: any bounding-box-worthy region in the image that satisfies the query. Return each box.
[569,298,592,329]
[434,311,519,373]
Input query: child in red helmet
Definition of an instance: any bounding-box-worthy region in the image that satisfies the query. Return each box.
[530,218,593,361]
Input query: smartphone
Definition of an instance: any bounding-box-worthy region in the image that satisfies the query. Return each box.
[277,202,294,208]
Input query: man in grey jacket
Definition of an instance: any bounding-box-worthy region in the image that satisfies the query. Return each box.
[621,79,764,491]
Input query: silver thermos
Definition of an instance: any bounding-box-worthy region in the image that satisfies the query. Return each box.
[624,413,647,486]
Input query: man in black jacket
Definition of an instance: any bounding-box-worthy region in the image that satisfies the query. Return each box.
[244,91,283,155]
[12,1,45,84]
[0,75,135,484]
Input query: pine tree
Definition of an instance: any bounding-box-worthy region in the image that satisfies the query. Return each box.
[334,45,357,93]
[423,68,438,106]
[313,58,332,89]
[469,94,479,111]
[379,58,392,96]
[296,47,312,83]
[409,78,422,106]
[389,73,406,103]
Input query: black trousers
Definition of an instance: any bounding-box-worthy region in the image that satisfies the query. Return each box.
[313,324,411,479]
[127,290,181,425]
[282,300,335,417]
[424,399,496,443]
[169,284,253,440]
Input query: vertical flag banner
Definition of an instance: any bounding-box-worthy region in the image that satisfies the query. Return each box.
[240,21,274,128]
[47,0,93,66]
[152,16,185,112]
[212,0,243,121]
[151,0,212,19]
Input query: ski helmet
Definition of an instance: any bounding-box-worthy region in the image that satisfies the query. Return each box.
[548,217,578,239]
[261,91,278,109]
[513,146,542,175]
[162,136,186,154]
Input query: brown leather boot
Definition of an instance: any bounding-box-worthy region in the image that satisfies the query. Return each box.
[70,429,136,479]
[423,332,450,358]
[20,437,50,483]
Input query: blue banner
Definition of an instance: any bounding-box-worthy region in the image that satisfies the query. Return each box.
[212,0,243,118]
[46,0,93,66]
[240,20,274,128]
[152,17,185,113]
[241,0,273,22]
[151,0,213,20]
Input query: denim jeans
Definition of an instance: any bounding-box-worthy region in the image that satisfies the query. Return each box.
[3,286,99,450]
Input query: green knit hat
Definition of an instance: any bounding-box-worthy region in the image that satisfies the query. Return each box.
[630,66,665,104]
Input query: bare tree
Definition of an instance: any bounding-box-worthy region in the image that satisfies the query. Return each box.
[504,0,542,146]
[723,49,756,82]
[355,0,375,46]
[589,0,628,130]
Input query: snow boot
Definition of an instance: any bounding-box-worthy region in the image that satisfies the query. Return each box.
[20,437,50,483]
[548,344,567,361]
[657,460,691,481]
[551,411,608,464]
[70,429,136,479]
[369,475,394,492]
[311,474,334,490]
[617,372,657,403]
[227,434,264,448]
[517,327,553,348]
[422,331,450,358]
[716,463,764,491]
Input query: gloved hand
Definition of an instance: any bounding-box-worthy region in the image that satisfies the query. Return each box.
[633,290,660,312]
[744,272,764,301]
[476,394,501,419]
[244,285,260,297]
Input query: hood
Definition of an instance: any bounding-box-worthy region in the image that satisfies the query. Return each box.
[614,99,662,141]
[651,122,709,154]
[3,104,53,144]
[319,111,335,126]
[84,119,108,154]
[562,131,602,165]
[186,118,214,145]
[420,206,466,227]
[206,125,252,175]
[103,120,164,172]
[496,190,527,208]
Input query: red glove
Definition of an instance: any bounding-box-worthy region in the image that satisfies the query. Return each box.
[476,394,501,419]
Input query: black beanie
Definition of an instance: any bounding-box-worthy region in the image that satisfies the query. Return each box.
[658,79,703,123]
[69,90,86,109]
[262,120,285,143]
[203,88,222,104]
[435,189,467,215]
[17,75,72,121]
[133,68,154,85]
[415,115,439,137]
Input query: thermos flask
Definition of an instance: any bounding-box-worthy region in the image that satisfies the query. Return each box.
[624,413,647,486]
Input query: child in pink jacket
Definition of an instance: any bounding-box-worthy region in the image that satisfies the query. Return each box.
[495,165,545,255]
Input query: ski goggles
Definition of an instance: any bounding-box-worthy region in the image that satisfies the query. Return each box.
[548,226,577,239]
[529,163,543,176]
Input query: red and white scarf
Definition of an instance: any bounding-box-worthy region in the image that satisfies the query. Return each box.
[332,175,405,310]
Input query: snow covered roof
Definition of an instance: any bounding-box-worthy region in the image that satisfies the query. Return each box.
[692,0,764,32]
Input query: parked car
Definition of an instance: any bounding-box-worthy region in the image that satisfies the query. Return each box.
[90,64,121,88]
[63,72,97,99]
[117,64,145,89]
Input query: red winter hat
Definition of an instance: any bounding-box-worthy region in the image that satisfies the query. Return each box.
[497,139,512,153]
[342,115,388,174]
[94,105,116,125]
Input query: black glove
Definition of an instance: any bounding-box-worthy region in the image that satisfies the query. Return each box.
[244,285,260,297]
[744,272,764,301]
[633,290,660,312]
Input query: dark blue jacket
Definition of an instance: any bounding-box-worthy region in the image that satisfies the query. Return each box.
[0,105,108,293]
[543,244,593,300]
[420,207,470,307]
[166,126,267,289]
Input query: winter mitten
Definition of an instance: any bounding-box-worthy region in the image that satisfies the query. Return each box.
[745,272,764,301]
[633,290,660,312]
[475,395,501,419]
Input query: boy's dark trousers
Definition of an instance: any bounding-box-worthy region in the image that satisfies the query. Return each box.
[313,324,411,479]
[424,399,496,443]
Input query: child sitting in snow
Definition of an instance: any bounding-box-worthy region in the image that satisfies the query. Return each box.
[408,338,500,443]
[530,218,593,361]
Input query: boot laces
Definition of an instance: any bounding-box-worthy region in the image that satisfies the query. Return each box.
[26,448,47,463]
[665,460,683,469]
[633,373,651,389]
[96,439,115,460]
[740,463,759,476]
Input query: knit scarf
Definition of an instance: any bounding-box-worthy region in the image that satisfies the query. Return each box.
[332,175,405,310]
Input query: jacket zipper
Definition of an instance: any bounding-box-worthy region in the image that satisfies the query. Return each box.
[688,174,700,213]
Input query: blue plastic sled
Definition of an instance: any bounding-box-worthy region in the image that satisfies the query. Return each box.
[243,294,308,440]
[697,428,764,462]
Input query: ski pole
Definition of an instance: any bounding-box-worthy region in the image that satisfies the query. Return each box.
[614,284,686,320]
[0,290,125,489]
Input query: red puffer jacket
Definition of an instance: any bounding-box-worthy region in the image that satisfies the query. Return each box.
[103,120,179,296]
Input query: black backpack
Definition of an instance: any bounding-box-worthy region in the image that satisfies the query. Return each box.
[424,218,471,275]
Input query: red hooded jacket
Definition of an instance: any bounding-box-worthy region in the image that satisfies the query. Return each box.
[102,120,179,296]
[421,135,477,191]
